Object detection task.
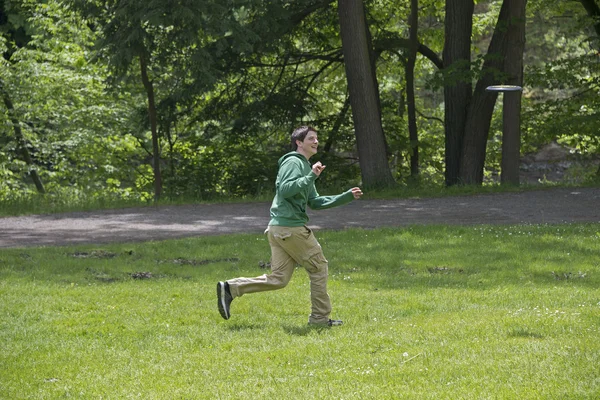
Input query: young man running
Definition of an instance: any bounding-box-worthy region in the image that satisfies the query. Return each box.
[217,126,363,326]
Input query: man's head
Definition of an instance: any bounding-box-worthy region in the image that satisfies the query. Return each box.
[291,126,319,159]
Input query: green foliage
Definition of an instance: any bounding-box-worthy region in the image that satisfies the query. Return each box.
[521,1,599,159]
[523,54,599,153]
[1,0,598,204]
[0,0,153,203]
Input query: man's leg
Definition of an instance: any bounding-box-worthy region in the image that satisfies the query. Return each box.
[226,229,296,299]
[300,234,333,325]
[267,226,333,324]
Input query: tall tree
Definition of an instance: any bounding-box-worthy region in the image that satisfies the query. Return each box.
[80,0,181,201]
[138,50,161,200]
[459,0,519,185]
[68,0,233,201]
[0,0,45,193]
[500,0,527,185]
[578,0,600,177]
[443,0,474,186]
[0,81,45,193]
[406,0,420,178]
[338,0,396,189]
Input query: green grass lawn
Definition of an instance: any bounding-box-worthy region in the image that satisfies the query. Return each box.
[1,224,599,399]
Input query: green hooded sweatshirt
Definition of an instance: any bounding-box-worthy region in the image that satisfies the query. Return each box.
[269,151,355,227]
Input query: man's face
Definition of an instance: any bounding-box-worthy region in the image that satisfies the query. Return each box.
[297,131,319,158]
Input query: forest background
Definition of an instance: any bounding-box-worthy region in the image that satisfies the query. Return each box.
[1,0,599,206]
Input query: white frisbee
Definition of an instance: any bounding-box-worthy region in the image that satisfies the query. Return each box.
[486,85,523,92]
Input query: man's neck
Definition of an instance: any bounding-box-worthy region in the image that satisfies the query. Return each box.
[295,150,311,160]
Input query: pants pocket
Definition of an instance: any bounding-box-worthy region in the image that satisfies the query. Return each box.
[268,226,293,240]
[304,244,328,273]
[274,232,292,240]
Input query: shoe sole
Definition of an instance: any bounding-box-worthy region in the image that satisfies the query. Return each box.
[217,282,230,320]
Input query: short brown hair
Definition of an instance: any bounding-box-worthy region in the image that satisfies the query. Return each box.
[291,126,317,150]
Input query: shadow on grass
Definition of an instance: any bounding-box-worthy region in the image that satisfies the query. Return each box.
[226,322,266,331]
[335,226,600,291]
[359,265,597,292]
[282,324,331,336]
[508,328,545,339]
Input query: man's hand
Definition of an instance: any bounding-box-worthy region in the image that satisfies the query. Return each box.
[350,187,363,199]
[312,161,326,176]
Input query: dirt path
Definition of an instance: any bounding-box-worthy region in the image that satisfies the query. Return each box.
[1,187,599,249]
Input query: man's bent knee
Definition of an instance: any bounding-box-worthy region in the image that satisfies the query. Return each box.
[268,273,290,289]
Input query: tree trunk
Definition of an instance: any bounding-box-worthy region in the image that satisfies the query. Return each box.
[406,0,419,178]
[364,12,384,125]
[338,0,396,189]
[459,0,513,185]
[500,0,527,186]
[323,96,351,154]
[443,0,474,186]
[579,0,600,38]
[139,54,162,202]
[0,82,46,194]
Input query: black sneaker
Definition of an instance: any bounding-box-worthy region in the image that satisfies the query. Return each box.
[217,281,233,320]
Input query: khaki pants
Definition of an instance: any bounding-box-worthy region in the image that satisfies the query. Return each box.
[227,225,331,324]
